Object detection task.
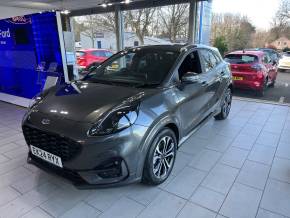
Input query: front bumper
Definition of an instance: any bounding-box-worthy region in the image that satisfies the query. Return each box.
[278,65,290,70]
[22,112,149,187]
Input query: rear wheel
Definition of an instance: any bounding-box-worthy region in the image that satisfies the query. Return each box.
[268,78,275,88]
[142,128,177,185]
[215,88,232,120]
[257,79,267,97]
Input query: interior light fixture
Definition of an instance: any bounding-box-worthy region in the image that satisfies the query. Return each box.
[101,3,107,7]
[61,10,70,15]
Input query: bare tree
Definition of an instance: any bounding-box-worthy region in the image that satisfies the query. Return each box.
[124,8,156,45]
[269,0,290,40]
[71,18,86,42]
[211,13,256,52]
[78,13,116,47]
[157,4,189,42]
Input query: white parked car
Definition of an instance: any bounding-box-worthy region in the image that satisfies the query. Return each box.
[278,51,290,71]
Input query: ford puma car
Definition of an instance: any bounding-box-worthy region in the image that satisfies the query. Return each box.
[22,44,232,187]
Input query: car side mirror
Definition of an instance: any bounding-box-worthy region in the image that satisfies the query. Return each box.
[272,60,277,66]
[181,72,200,83]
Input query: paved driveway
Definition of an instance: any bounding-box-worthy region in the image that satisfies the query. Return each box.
[0,99,290,218]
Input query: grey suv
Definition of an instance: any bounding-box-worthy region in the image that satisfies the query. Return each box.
[22,44,232,187]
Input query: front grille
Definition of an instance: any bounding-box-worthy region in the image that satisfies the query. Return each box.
[23,125,81,161]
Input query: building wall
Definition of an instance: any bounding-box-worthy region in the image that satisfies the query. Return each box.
[270,37,290,50]
[0,6,39,19]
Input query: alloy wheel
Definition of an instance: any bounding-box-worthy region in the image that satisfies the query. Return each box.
[222,89,232,117]
[152,135,175,179]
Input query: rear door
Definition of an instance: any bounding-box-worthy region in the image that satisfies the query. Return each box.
[199,49,222,111]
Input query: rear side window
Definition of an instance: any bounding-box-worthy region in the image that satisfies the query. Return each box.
[200,49,218,72]
[92,51,113,57]
[76,51,85,57]
[224,54,258,64]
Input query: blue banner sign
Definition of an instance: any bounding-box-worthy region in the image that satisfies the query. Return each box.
[0,12,64,99]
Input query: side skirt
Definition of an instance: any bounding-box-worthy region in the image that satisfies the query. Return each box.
[178,111,216,148]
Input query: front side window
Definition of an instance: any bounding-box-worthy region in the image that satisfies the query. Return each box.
[262,55,271,64]
[178,51,202,79]
[84,49,180,87]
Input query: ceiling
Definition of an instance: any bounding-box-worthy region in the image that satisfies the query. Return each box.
[0,0,142,10]
[0,0,204,16]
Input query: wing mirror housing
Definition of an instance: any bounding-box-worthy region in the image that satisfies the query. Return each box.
[181,72,200,84]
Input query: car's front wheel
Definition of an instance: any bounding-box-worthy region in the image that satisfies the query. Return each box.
[142,128,177,185]
[215,88,232,120]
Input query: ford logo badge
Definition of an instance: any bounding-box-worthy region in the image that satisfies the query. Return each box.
[41,119,50,125]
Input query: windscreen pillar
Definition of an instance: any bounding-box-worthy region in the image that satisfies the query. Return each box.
[115,6,125,52]
[188,0,198,44]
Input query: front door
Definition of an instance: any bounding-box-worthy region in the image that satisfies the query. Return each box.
[175,50,210,135]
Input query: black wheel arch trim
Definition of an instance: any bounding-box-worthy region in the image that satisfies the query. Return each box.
[135,114,180,179]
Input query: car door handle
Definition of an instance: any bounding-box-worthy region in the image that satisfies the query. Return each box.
[220,71,225,76]
[201,81,208,86]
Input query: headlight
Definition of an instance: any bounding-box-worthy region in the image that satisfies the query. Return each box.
[88,104,139,136]
[29,94,43,108]
[29,90,49,109]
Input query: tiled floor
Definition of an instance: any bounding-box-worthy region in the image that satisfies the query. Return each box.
[0,99,290,218]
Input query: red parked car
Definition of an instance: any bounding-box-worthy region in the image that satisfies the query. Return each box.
[76,49,113,71]
[224,50,278,96]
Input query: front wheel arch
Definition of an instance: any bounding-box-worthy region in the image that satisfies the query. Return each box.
[135,116,180,179]
[141,127,177,185]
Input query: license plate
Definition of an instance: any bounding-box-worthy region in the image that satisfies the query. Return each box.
[30,145,63,168]
[233,76,243,80]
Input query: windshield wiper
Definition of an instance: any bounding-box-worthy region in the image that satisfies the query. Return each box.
[86,78,116,85]
[134,83,160,88]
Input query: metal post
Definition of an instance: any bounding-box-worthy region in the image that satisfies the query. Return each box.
[56,12,69,83]
[115,6,124,52]
[198,1,204,44]
[188,0,198,44]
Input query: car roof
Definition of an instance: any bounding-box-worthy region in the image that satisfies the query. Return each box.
[77,49,112,52]
[226,50,264,57]
[125,44,216,53]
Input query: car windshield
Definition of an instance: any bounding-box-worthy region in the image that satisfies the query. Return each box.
[224,54,258,64]
[83,49,180,87]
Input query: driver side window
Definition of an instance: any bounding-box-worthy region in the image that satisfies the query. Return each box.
[178,51,202,80]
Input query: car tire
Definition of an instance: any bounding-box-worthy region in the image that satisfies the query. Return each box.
[268,80,275,88]
[257,80,267,97]
[142,128,177,185]
[214,88,232,120]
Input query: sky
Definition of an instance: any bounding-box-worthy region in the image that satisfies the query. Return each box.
[212,0,281,30]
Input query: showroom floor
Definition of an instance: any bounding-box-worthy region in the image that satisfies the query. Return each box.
[0,99,290,218]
